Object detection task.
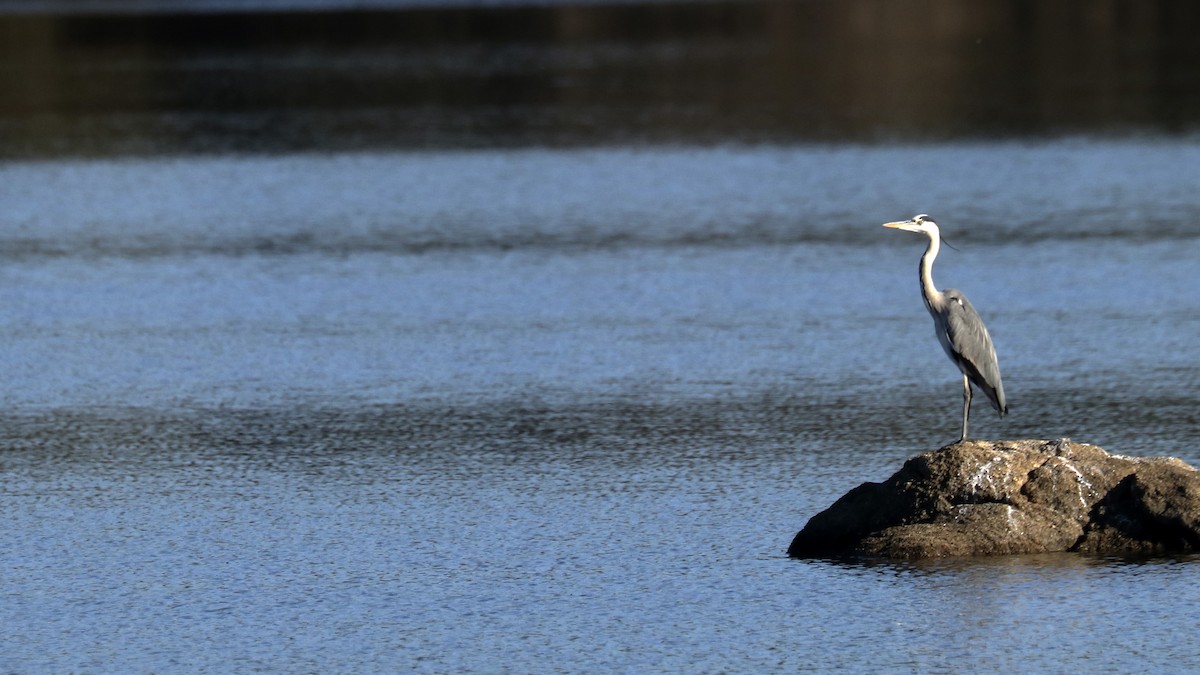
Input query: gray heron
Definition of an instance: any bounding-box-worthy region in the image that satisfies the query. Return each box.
[884,214,1007,441]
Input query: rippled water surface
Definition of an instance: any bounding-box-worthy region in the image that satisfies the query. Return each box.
[2,140,1199,672]
[4,1,1200,671]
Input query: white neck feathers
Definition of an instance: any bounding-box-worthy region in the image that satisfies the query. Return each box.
[919,227,944,313]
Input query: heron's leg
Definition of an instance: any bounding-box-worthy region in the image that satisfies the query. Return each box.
[960,374,972,442]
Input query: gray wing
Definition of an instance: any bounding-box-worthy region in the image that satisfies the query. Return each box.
[939,289,1007,415]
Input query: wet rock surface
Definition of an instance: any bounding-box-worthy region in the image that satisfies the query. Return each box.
[788,439,1200,559]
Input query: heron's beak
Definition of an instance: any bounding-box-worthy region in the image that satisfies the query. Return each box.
[882,220,907,229]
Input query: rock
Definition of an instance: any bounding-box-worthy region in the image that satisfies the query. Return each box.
[787,439,1200,559]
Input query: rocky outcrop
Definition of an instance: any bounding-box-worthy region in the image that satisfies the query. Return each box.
[787,439,1200,559]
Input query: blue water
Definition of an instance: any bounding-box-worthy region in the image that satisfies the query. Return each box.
[2,139,1200,671]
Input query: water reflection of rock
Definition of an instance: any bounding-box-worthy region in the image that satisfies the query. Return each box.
[788,439,1200,559]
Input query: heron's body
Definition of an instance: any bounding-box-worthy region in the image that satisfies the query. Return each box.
[885,214,1006,441]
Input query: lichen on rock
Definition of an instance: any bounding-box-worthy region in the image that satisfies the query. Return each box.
[788,439,1200,559]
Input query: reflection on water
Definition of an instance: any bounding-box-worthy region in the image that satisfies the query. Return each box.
[0,140,1197,672]
[2,1,1200,671]
[4,397,1200,672]
[0,141,1197,454]
[1,0,1199,156]
[2,141,1200,258]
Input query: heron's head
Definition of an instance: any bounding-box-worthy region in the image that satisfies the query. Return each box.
[883,213,940,236]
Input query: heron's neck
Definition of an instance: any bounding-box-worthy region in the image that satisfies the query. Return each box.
[919,233,944,313]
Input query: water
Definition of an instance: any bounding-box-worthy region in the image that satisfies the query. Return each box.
[3,140,1199,672]
[3,2,1200,672]
[3,0,1200,156]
